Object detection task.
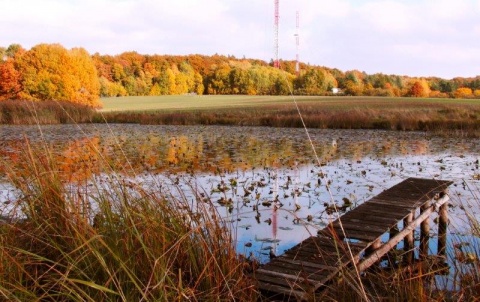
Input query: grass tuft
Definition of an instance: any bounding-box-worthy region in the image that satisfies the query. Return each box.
[0,100,95,124]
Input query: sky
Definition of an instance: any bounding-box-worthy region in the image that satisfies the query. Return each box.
[1,0,479,79]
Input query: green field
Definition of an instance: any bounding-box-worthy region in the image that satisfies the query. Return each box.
[99,95,319,112]
[100,95,479,112]
[96,95,480,135]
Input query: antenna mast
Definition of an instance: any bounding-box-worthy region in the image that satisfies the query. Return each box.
[295,11,300,75]
[274,0,280,68]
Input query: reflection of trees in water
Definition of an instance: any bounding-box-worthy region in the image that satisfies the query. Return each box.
[2,126,480,183]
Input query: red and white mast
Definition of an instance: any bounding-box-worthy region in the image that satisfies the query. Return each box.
[295,11,300,75]
[274,0,280,68]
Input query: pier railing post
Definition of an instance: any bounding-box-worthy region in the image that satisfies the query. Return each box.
[403,212,414,264]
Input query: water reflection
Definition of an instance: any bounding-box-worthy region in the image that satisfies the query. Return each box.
[1,124,480,265]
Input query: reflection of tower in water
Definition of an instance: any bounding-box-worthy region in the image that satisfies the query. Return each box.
[294,160,300,209]
[271,169,279,257]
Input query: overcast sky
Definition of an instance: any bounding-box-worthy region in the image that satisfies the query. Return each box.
[1,0,479,79]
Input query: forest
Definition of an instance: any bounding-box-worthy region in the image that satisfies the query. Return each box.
[1,43,480,108]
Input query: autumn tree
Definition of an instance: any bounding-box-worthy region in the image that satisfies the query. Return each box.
[341,71,365,96]
[407,79,430,98]
[0,59,21,100]
[99,76,127,97]
[206,63,232,94]
[295,68,337,95]
[15,44,101,107]
[454,87,473,98]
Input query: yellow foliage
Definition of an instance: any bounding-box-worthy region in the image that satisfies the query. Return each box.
[16,43,101,107]
[454,87,473,99]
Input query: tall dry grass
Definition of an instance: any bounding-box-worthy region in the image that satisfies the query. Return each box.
[0,140,258,301]
[0,100,95,124]
[95,102,480,137]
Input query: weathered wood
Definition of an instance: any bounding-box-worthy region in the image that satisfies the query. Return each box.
[403,212,414,265]
[438,202,448,258]
[357,194,449,272]
[256,268,324,283]
[254,178,452,300]
[256,280,306,299]
[387,225,400,267]
[365,238,382,257]
[420,203,431,260]
[273,257,338,271]
[331,221,390,234]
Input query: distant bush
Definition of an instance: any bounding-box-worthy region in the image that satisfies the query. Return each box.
[0,99,95,124]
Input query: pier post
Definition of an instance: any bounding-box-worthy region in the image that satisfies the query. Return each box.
[388,225,399,267]
[437,202,448,259]
[403,212,414,264]
[420,204,430,260]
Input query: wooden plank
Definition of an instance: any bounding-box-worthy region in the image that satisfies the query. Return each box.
[349,203,415,215]
[366,198,422,208]
[330,221,390,234]
[255,274,314,297]
[340,208,408,222]
[262,261,332,280]
[256,268,322,287]
[286,238,354,255]
[291,237,363,252]
[284,249,351,265]
[340,217,400,228]
[340,206,412,219]
[255,280,307,300]
[320,227,380,242]
[273,257,338,272]
[340,201,411,219]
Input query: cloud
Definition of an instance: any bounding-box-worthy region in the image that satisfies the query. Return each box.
[357,1,416,34]
[0,0,479,78]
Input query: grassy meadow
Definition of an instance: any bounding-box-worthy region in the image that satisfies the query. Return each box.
[99,95,480,112]
[97,95,480,136]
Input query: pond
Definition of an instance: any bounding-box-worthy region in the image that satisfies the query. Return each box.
[1,124,479,280]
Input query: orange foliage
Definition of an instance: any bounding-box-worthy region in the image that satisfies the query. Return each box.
[0,59,21,100]
[408,80,430,98]
[15,44,101,107]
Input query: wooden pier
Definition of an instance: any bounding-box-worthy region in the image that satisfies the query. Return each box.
[253,177,453,301]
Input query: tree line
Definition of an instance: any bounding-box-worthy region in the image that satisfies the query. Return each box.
[1,43,480,107]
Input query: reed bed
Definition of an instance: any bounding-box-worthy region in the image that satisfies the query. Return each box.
[95,101,480,137]
[0,141,258,301]
[0,100,95,124]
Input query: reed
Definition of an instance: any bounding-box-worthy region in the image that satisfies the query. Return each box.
[95,102,480,137]
[0,140,258,301]
[0,100,95,124]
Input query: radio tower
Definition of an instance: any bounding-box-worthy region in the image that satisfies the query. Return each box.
[274,0,280,68]
[295,11,300,75]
